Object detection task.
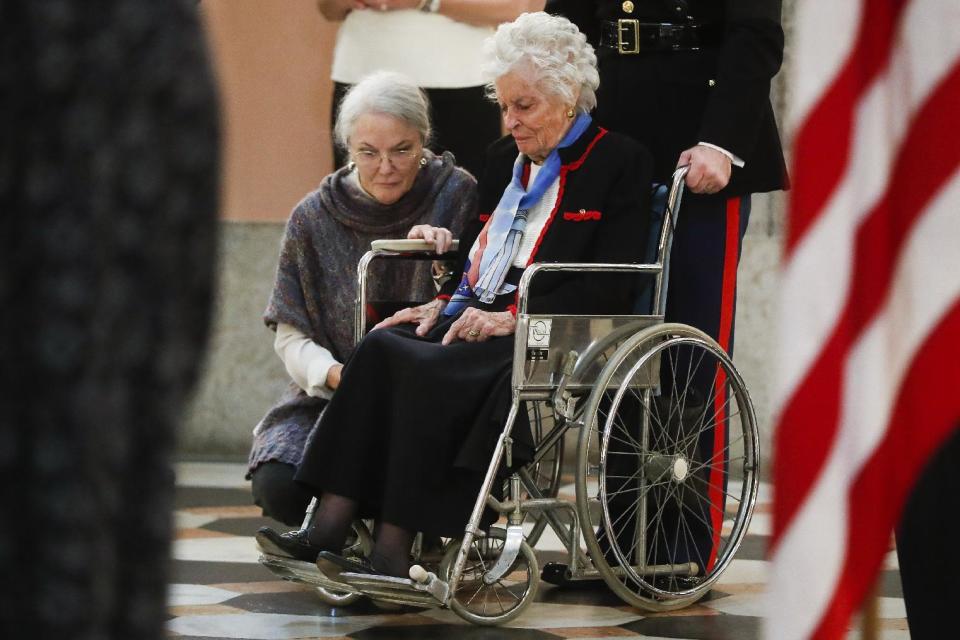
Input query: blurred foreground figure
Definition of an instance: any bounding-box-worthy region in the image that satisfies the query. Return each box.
[0,1,219,638]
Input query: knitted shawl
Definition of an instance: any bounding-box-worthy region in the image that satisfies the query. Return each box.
[250,151,477,471]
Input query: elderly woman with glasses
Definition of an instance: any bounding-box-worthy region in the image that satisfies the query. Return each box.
[257,12,652,579]
[247,70,475,527]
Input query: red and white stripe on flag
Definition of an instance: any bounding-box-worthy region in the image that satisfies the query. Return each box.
[766,0,960,638]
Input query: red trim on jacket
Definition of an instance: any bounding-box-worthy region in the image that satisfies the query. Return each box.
[509,128,609,313]
[525,128,608,268]
[566,128,608,170]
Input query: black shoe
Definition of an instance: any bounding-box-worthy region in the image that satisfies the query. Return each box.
[316,550,375,576]
[256,527,324,563]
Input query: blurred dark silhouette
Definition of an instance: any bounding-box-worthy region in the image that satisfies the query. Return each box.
[896,427,960,639]
[0,1,220,638]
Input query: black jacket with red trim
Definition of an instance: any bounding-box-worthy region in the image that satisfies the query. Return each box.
[438,123,653,316]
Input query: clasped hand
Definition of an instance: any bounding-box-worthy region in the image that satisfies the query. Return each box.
[677,144,732,194]
[373,300,517,344]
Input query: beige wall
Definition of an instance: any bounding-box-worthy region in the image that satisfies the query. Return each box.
[200,0,338,222]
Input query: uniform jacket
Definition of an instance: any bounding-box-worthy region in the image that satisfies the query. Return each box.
[439,122,653,315]
[548,0,788,195]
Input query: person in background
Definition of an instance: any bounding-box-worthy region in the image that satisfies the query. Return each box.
[548,0,787,568]
[248,71,475,526]
[317,0,545,178]
[548,0,786,362]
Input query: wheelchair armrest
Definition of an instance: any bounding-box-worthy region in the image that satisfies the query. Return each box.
[515,262,663,316]
[370,239,460,253]
[355,240,461,345]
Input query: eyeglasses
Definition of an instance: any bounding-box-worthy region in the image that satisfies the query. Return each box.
[351,147,420,169]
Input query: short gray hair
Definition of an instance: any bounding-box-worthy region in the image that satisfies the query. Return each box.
[334,71,432,150]
[481,12,599,114]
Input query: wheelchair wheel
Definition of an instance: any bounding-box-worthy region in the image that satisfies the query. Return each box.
[576,323,759,611]
[522,400,563,547]
[440,527,539,626]
[315,520,374,607]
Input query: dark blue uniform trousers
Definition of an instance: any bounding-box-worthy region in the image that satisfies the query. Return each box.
[665,190,752,570]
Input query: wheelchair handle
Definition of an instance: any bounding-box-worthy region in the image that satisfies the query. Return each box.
[515,166,688,318]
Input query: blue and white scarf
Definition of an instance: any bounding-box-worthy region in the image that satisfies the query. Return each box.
[444,113,592,316]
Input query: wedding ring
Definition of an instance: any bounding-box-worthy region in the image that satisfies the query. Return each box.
[468,329,480,337]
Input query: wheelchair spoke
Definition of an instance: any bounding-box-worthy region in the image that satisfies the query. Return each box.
[675,500,709,571]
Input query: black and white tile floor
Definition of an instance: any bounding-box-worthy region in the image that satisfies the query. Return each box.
[168,462,910,639]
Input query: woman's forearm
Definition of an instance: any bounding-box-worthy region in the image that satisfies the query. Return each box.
[317,0,354,22]
[274,323,340,398]
[437,0,546,28]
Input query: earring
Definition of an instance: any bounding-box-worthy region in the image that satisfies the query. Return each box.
[347,160,356,171]
[566,108,576,118]
[419,156,428,167]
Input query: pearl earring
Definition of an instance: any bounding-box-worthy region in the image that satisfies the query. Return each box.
[419,156,428,167]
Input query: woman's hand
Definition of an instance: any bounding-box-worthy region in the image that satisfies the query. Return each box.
[325,363,344,390]
[407,224,454,255]
[442,308,516,345]
[372,298,446,336]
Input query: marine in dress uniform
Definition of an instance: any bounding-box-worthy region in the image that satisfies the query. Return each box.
[548,0,787,573]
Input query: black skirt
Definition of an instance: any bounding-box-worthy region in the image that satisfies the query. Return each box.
[294,314,528,537]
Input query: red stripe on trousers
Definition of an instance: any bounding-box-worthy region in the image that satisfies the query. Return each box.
[706,196,741,570]
[787,0,909,255]
[813,300,960,639]
[772,63,960,548]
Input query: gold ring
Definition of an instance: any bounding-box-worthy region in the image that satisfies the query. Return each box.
[468,329,480,337]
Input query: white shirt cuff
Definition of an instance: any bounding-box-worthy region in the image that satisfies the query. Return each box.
[697,142,745,168]
[274,323,339,399]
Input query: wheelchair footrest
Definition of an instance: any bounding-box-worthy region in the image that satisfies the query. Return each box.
[340,572,439,606]
[258,554,360,594]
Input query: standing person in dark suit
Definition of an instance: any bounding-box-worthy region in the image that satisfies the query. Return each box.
[548,0,787,573]
[549,0,786,355]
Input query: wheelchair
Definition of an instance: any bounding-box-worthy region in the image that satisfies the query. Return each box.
[258,166,760,625]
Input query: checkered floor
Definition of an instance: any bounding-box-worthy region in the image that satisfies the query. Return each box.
[168,462,910,639]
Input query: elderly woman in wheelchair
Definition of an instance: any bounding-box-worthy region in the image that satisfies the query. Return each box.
[258,12,759,625]
[248,70,475,528]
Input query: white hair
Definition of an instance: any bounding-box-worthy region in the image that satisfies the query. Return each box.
[334,71,432,150]
[481,12,599,114]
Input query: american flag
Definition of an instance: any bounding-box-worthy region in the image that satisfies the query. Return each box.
[766,1,960,638]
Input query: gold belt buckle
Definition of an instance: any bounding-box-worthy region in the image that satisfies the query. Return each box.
[617,19,640,54]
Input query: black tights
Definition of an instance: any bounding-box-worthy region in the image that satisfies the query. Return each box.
[306,492,414,578]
